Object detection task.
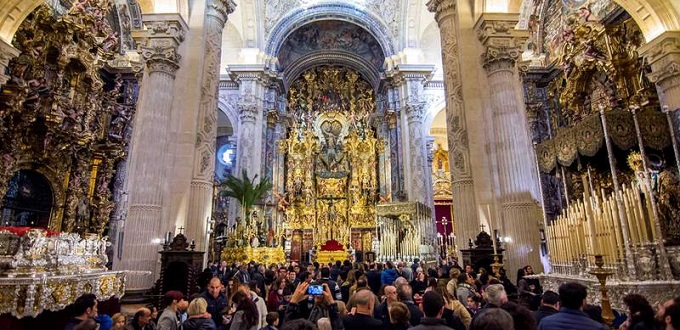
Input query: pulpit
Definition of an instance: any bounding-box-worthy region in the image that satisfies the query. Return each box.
[155,233,204,299]
[460,231,504,275]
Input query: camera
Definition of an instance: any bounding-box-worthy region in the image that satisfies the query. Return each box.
[307,284,324,296]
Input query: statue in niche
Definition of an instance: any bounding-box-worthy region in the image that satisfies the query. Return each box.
[76,197,89,224]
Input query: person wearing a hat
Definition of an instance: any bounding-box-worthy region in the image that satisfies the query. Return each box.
[158,290,185,330]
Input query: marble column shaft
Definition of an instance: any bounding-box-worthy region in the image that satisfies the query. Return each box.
[405,103,433,207]
[476,14,542,274]
[0,38,19,87]
[427,0,480,244]
[186,0,236,251]
[116,14,186,290]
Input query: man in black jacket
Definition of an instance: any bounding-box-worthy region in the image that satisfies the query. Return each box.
[316,267,342,301]
[63,293,98,330]
[410,291,456,330]
[532,290,559,324]
[342,289,385,330]
[397,284,423,326]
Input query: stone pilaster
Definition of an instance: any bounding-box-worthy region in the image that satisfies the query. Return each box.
[115,14,187,291]
[185,0,236,252]
[476,13,542,275]
[0,38,19,87]
[427,0,479,245]
[388,66,435,207]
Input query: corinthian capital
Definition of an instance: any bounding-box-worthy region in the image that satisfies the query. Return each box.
[405,103,426,124]
[238,104,259,123]
[133,14,187,77]
[426,0,456,23]
[475,13,528,72]
[207,0,237,26]
[140,46,181,76]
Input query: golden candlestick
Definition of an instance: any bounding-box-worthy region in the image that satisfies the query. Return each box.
[589,255,615,327]
[491,254,503,277]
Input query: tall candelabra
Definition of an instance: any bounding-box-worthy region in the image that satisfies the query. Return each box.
[436,216,456,259]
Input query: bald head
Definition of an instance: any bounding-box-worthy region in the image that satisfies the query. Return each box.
[208,277,223,299]
[354,289,374,310]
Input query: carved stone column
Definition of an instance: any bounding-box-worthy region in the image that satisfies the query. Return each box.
[640,32,680,112]
[115,14,186,291]
[476,14,542,274]
[640,31,680,157]
[389,66,434,207]
[227,67,269,185]
[427,0,480,243]
[0,38,20,87]
[185,0,236,252]
[405,103,434,207]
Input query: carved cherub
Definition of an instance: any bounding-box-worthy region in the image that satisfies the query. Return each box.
[273,190,290,212]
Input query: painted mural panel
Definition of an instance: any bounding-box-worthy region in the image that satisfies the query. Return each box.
[277,20,385,71]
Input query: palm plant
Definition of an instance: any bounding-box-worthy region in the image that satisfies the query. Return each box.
[219,169,272,220]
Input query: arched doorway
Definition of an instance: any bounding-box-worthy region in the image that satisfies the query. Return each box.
[1,170,53,228]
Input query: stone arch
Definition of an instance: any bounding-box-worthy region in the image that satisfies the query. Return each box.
[220,21,243,72]
[0,0,43,43]
[424,96,446,132]
[265,3,397,59]
[283,51,381,91]
[218,96,239,133]
[420,21,443,73]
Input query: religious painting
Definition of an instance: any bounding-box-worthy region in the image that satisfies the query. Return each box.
[277,20,385,71]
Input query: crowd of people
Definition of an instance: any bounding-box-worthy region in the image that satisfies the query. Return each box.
[64,259,680,330]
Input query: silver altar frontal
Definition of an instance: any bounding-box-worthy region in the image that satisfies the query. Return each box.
[0,228,125,318]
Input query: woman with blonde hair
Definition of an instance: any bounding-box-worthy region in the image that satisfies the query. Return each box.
[182,298,216,330]
[111,313,127,330]
[434,285,471,329]
[316,317,332,330]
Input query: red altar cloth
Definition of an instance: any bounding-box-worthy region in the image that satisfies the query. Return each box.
[320,240,344,251]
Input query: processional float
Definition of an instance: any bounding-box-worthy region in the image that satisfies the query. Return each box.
[529,11,680,318]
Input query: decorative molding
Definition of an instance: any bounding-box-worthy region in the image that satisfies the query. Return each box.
[638,31,680,66]
[0,38,20,86]
[264,3,396,58]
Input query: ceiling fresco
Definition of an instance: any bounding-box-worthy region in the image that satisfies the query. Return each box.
[263,0,401,38]
[277,20,386,72]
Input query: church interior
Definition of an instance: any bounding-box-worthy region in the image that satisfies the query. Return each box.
[0,0,680,328]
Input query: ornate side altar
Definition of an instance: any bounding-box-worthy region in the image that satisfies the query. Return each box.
[376,202,436,262]
[0,227,125,318]
[527,10,680,307]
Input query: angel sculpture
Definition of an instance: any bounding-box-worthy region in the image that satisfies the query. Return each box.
[273,190,290,212]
